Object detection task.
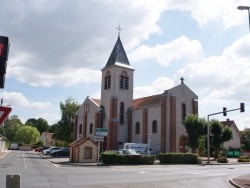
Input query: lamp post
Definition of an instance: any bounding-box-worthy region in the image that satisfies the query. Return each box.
[237,6,250,32]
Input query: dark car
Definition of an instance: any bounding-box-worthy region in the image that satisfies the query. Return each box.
[51,147,70,157]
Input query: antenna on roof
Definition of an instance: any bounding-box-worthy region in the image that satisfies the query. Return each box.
[116,24,122,38]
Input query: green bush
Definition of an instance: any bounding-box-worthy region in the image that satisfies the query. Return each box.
[217,157,228,163]
[159,153,200,164]
[238,155,250,162]
[101,153,156,165]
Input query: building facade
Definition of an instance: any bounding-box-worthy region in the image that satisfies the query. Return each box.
[73,35,199,154]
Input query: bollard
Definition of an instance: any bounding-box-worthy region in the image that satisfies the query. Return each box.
[6,174,21,188]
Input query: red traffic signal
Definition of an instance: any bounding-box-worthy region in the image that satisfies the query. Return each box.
[0,36,9,60]
[0,36,10,89]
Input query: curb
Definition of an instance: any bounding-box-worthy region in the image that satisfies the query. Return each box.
[228,179,243,188]
[0,151,10,159]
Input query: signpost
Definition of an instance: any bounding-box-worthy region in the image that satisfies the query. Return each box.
[95,128,109,165]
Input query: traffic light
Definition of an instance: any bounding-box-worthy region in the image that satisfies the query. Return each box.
[223,107,227,116]
[0,36,10,89]
[240,103,245,113]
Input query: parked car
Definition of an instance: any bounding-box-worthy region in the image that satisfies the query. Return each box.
[51,147,70,157]
[43,147,62,155]
[9,143,19,150]
[34,147,43,152]
[118,149,140,155]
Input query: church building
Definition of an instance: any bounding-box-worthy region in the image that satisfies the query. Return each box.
[73,33,199,154]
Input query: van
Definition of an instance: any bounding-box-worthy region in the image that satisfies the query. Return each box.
[9,143,18,150]
[123,143,154,155]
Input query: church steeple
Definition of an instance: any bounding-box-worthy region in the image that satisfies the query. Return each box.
[103,31,130,69]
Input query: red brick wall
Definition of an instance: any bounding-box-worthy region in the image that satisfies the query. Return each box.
[161,94,167,152]
[170,95,176,152]
[127,110,132,142]
[143,109,148,143]
[107,97,118,150]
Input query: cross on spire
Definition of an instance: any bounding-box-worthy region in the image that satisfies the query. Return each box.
[116,25,122,38]
[181,77,184,84]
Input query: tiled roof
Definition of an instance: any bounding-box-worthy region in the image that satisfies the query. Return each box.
[91,98,101,106]
[132,94,162,110]
[70,137,97,147]
[221,119,234,127]
[103,37,130,69]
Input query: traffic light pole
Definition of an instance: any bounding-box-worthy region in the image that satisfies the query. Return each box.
[207,103,245,164]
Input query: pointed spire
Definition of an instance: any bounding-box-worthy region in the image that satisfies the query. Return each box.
[103,28,130,69]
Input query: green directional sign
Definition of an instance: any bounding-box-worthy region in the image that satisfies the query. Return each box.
[95,128,109,136]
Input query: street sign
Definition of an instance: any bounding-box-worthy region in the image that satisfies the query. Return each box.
[94,135,104,142]
[0,106,11,125]
[95,128,108,136]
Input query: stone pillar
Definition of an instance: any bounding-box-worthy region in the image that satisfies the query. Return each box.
[6,174,21,188]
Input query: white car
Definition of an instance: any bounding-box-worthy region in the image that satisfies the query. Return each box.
[43,147,62,155]
[118,149,140,155]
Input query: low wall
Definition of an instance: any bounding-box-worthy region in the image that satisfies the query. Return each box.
[19,146,32,151]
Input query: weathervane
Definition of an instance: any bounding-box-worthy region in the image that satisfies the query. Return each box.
[116,24,122,37]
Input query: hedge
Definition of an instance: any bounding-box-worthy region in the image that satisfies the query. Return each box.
[159,153,200,164]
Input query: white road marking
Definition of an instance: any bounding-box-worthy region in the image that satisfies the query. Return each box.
[22,153,27,169]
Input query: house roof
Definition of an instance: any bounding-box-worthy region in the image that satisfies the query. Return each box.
[221,119,234,127]
[103,37,130,69]
[132,94,162,110]
[70,137,97,147]
[91,98,101,106]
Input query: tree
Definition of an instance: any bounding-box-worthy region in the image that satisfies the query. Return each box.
[25,118,49,135]
[184,114,206,153]
[14,126,40,144]
[53,97,79,145]
[49,123,59,133]
[5,115,23,142]
[210,119,233,159]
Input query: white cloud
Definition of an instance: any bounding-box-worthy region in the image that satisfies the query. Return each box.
[0,91,59,124]
[134,77,174,98]
[130,36,203,66]
[175,34,250,129]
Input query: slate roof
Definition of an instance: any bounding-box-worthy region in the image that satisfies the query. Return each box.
[132,94,162,110]
[70,137,97,147]
[103,37,130,69]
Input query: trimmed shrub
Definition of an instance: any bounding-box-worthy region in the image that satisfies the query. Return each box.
[159,153,200,164]
[238,155,250,162]
[217,157,228,163]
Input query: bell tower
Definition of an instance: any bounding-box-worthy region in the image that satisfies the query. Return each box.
[100,28,134,150]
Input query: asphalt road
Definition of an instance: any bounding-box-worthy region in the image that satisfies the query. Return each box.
[0,150,249,188]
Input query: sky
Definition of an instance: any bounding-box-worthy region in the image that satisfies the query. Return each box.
[0,0,249,130]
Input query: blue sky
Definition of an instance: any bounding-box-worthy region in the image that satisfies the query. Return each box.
[0,0,249,130]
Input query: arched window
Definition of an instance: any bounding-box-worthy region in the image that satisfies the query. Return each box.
[152,120,157,133]
[79,124,82,134]
[120,102,124,124]
[182,103,186,123]
[120,70,129,90]
[135,122,140,134]
[89,123,93,134]
[104,71,111,90]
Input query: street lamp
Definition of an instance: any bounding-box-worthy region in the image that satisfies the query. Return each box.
[237,6,250,32]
